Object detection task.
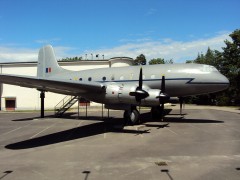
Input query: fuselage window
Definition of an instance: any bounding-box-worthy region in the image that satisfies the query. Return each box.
[102,77,106,81]
[151,75,156,79]
[111,75,115,81]
[130,73,133,80]
[79,78,82,81]
[120,76,124,80]
[88,77,92,81]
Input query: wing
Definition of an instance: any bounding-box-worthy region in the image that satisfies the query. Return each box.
[0,74,105,95]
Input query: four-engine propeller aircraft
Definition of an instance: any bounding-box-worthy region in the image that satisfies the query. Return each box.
[0,45,229,125]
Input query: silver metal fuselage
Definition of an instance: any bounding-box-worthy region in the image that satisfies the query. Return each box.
[56,63,229,105]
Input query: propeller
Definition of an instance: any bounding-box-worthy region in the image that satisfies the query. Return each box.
[157,75,170,120]
[129,67,149,103]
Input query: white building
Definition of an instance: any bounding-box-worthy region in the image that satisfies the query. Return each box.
[0,57,133,111]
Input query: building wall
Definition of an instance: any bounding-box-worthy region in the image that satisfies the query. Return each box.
[0,64,106,111]
[0,83,2,111]
[0,58,133,111]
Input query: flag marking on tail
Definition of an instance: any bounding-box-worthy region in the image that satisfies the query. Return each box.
[46,67,52,73]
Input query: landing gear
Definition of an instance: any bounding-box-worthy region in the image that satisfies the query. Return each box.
[40,90,45,118]
[123,107,140,125]
[151,106,162,119]
[151,106,164,120]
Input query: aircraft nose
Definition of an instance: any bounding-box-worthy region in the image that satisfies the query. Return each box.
[217,73,230,91]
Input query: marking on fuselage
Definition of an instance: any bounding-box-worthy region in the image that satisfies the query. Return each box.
[96,78,228,85]
[96,78,193,83]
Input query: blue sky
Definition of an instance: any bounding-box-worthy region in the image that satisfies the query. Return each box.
[0,0,239,63]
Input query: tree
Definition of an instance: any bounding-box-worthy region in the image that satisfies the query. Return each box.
[149,58,165,65]
[186,60,194,63]
[220,29,240,105]
[58,56,82,62]
[134,54,146,65]
[165,59,174,64]
[149,58,173,65]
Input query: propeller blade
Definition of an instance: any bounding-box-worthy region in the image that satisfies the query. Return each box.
[129,92,137,96]
[139,67,143,90]
[157,75,170,120]
[161,75,165,93]
[129,67,149,103]
[156,75,169,101]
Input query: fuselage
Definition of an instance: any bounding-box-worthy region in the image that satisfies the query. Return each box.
[50,63,229,106]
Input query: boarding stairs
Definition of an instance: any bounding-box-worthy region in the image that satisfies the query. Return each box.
[55,95,79,117]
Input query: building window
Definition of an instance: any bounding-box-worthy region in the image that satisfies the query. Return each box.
[79,98,90,106]
[88,77,92,81]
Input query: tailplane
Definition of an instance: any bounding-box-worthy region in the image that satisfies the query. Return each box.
[37,45,64,78]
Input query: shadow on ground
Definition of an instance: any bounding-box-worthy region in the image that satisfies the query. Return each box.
[5,120,149,150]
[6,109,224,150]
[140,111,224,124]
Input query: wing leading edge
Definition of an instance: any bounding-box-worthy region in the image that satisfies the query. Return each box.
[0,74,105,95]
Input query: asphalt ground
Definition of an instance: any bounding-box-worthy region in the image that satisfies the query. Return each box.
[0,106,240,180]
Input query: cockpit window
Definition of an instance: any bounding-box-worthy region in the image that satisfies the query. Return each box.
[202,65,218,72]
[179,65,219,74]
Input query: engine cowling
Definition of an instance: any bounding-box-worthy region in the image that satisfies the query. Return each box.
[140,89,161,106]
[105,84,161,106]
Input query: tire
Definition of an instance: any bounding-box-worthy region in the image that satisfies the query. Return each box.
[123,109,140,125]
[129,109,139,125]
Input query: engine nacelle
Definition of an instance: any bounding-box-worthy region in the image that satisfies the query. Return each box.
[105,83,161,106]
[141,89,161,106]
[104,84,121,104]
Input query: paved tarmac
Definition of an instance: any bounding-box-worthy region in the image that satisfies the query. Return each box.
[0,105,240,180]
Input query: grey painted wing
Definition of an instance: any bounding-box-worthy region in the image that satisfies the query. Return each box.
[0,74,104,95]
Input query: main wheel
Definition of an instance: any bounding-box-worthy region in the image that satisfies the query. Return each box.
[129,109,139,125]
[123,109,140,125]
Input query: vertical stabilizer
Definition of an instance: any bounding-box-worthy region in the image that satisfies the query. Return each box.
[37,45,63,78]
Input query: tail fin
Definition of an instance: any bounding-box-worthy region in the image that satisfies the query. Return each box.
[37,45,63,78]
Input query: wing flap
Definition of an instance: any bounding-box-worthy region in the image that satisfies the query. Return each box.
[0,74,104,95]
